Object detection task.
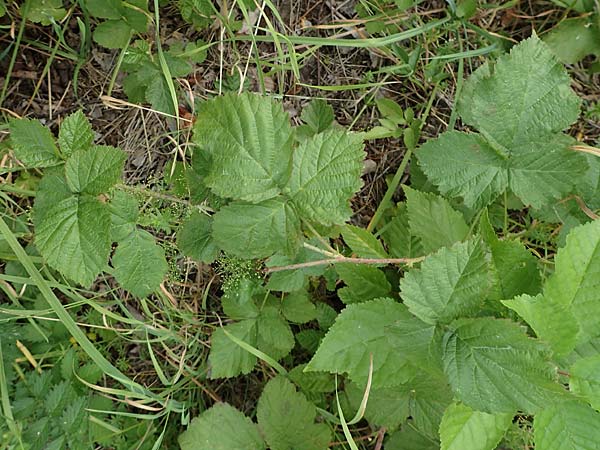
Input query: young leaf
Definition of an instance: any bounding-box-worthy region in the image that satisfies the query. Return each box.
[58,111,94,157]
[306,298,437,387]
[534,400,600,450]
[179,403,265,450]
[400,240,489,325]
[177,211,219,263]
[212,199,301,259]
[195,93,294,203]
[65,145,126,195]
[35,196,111,286]
[569,356,600,411]
[257,376,331,450]
[286,129,365,226]
[442,317,563,414]
[111,230,167,297]
[341,225,388,258]
[404,186,469,253]
[281,291,317,324]
[9,119,63,168]
[336,263,391,304]
[439,402,512,450]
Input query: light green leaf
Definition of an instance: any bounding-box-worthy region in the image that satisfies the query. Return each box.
[502,294,578,357]
[336,263,391,304]
[208,320,258,379]
[287,129,365,226]
[35,196,111,286]
[341,225,388,258]
[112,230,167,297]
[461,35,580,148]
[9,119,63,168]
[109,190,139,243]
[417,132,508,210]
[404,186,469,253]
[257,376,331,450]
[32,167,72,226]
[177,211,220,263]
[179,403,265,450]
[400,240,489,325]
[569,356,600,411]
[212,198,301,259]
[282,291,317,324]
[65,145,126,194]
[256,306,295,361]
[306,298,437,387]
[534,400,600,450]
[195,93,294,203]
[84,0,123,19]
[544,17,600,64]
[409,375,454,438]
[145,76,175,115]
[266,246,326,292]
[380,203,424,258]
[93,19,132,49]
[58,110,94,156]
[300,99,335,134]
[439,402,512,450]
[442,317,562,414]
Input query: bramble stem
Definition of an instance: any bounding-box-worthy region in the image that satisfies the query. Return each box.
[265,255,425,273]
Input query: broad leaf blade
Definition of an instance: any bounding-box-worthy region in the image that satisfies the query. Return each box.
[341,225,388,258]
[287,129,365,226]
[212,199,300,259]
[196,93,294,202]
[208,320,257,379]
[442,317,562,414]
[112,230,167,297]
[400,240,489,325]
[569,356,600,411]
[65,145,126,194]
[9,118,63,168]
[58,110,94,156]
[179,403,265,450]
[177,211,219,263]
[257,376,331,450]
[439,402,512,450]
[336,263,391,305]
[35,196,110,286]
[534,400,600,450]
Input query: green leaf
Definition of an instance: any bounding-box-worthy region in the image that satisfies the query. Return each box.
[461,35,580,148]
[534,400,600,450]
[257,376,331,450]
[300,99,335,135]
[177,211,220,263]
[109,190,139,243]
[385,425,439,450]
[256,305,295,361]
[212,199,300,259]
[32,167,72,226]
[112,230,167,297]
[287,129,365,226]
[65,145,126,194]
[439,402,512,450]
[306,298,437,387]
[336,263,391,304]
[502,294,578,357]
[288,364,334,393]
[281,291,317,324]
[442,317,562,414]
[341,225,388,258]
[266,246,326,292]
[400,240,489,325]
[9,119,63,168]
[195,93,294,203]
[345,381,409,430]
[145,76,174,115]
[380,203,424,258]
[208,320,258,379]
[417,132,507,210]
[409,375,454,438]
[35,196,111,286]
[84,0,123,19]
[93,20,132,49]
[404,186,469,254]
[179,403,265,450]
[58,111,94,157]
[543,17,600,64]
[569,356,600,411]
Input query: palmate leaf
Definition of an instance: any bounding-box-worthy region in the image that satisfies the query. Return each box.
[9,119,63,168]
[439,402,512,450]
[111,230,168,297]
[257,377,331,450]
[35,196,111,286]
[442,317,564,414]
[534,400,600,450]
[212,199,301,259]
[64,145,126,195]
[417,36,587,209]
[286,129,365,225]
[194,93,294,203]
[306,298,438,387]
[400,240,489,325]
[179,403,265,450]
